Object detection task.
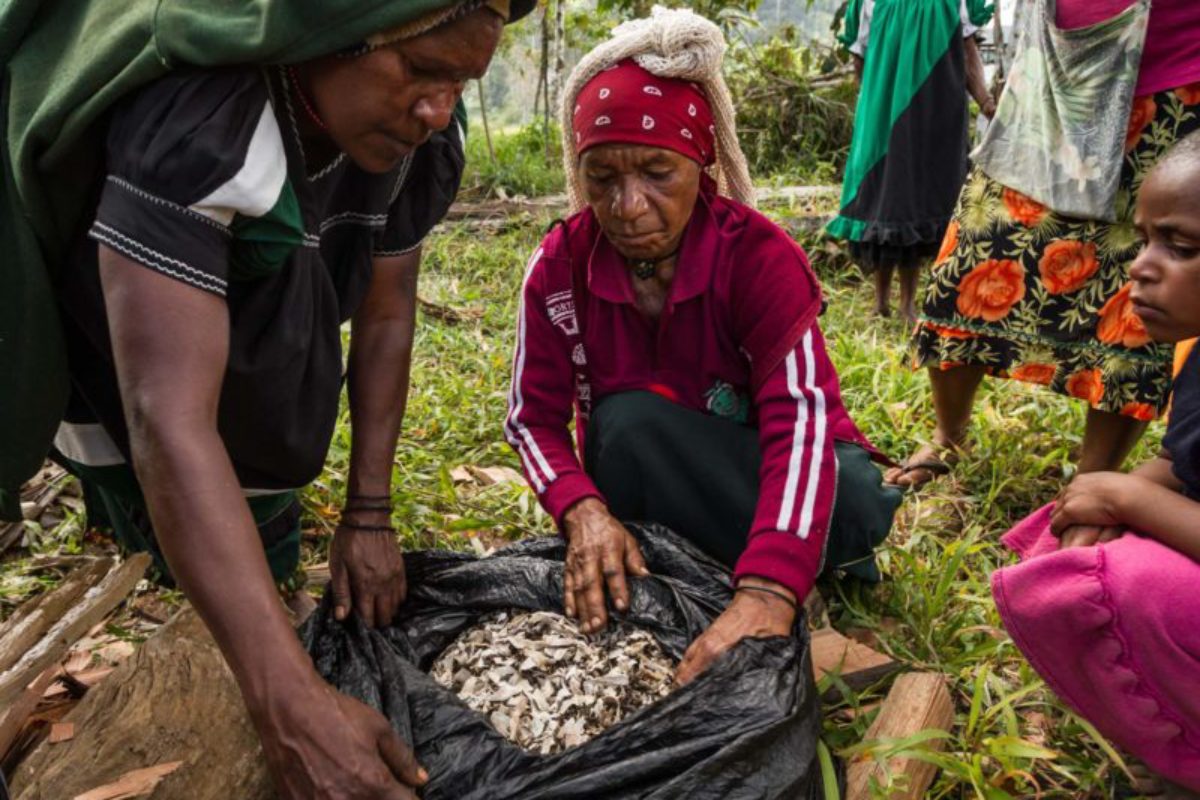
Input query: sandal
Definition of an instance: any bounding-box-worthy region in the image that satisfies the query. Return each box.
[884,445,960,490]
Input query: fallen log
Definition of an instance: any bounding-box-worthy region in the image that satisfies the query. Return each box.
[11,609,273,800]
[0,555,149,711]
[845,672,956,800]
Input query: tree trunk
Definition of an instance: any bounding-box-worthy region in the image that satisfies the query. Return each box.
[540,1,552,165]
[11,608,274,800]
[476,79,496,165]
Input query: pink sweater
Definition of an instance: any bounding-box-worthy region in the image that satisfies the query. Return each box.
[505,191,879,600]
[1057,0,1200,95]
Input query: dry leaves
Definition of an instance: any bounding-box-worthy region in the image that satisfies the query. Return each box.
[430,610,675,754]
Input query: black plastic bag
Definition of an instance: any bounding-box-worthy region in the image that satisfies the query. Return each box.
[301,523,822,799]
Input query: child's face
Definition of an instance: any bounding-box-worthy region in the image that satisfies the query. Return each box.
[1130,165,1200,343]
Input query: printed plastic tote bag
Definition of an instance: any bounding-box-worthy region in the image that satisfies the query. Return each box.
[972,0,1150,221]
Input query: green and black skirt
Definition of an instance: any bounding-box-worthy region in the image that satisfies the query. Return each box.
[828,0,985,272]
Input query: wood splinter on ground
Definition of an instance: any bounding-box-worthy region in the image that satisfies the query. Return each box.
[845,672,956,800]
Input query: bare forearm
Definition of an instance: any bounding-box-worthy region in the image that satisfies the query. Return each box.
[963,36,992,110]
[131,424,315,707]
[1115,478,1200,562]
[346,253,420,498]
[1130,453,1184,492]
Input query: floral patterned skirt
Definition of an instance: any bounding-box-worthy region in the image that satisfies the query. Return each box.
[910,85,1200,419]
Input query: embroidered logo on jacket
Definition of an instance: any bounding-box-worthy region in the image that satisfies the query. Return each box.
[545,290,579,336]
[705,380,749,424]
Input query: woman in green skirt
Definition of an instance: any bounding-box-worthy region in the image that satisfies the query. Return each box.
[829,0,995,324]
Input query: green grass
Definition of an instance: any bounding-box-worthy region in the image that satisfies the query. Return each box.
[2,199,1162,797]
[323,203,1153,798]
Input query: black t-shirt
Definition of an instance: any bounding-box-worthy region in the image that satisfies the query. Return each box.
[1164,344,1200,499]
[54,67,464,491]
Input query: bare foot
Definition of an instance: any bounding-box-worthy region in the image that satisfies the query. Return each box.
[901,305,918,328]
[884,442,962,489]
[873,305,892,319]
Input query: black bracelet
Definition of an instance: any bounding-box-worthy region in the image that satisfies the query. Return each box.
[338,521,395,533]
[735,584,798,610]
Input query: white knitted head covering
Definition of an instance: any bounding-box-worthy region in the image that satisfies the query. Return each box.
[560,6,755,213]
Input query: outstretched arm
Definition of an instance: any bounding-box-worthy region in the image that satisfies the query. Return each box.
[100,247,425,799]
[331,250,423,628]
[964,36,996,118]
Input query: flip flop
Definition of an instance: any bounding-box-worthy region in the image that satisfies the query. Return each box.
[884,456,954,490]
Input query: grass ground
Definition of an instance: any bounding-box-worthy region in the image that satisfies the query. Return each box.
[1,195,1162,798]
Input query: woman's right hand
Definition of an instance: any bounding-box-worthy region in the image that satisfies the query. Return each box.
[562,497,649,633]
[257,679,427,799]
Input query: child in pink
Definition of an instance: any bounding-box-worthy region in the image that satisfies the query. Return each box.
[993,132,1200,795]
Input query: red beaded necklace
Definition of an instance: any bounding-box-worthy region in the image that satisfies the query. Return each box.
[286,66,327,131]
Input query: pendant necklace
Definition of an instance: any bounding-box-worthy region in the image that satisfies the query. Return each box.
[628,246,680,280]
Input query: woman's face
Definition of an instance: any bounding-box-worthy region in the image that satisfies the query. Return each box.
[580,144,702,262]
[305,9,503,173]
[1129,164,1200,343]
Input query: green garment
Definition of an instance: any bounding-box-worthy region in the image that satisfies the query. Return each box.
[586,391,901,584]
[827,0,994,244]
[0,0,534,519]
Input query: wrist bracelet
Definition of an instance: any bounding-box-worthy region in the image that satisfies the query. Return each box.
[735,584,798,610]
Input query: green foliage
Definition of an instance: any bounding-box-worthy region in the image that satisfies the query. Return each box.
[460,121,565,200]
[725,29,857,184]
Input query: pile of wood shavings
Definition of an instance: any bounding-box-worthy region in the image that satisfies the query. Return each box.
[429,609,675,754]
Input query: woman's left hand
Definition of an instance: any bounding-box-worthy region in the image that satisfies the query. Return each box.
[329,508,407,628]
[1050,472,1133,546]
[675,578,796,686]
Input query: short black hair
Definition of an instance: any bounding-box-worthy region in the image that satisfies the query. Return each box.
[1150,129,1200,179]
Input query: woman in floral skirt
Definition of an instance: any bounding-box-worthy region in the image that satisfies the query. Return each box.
[889,0,1200,487]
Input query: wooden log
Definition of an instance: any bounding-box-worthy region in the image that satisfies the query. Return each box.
[845,672,956,800]
[0,667,61,763]
[810,627,899,698]
[11,609,274,800]
[0,555,150,711]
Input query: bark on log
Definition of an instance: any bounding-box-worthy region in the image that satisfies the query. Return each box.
[0,555,148,710]
[845,672,956,800]
[11,608,274,800]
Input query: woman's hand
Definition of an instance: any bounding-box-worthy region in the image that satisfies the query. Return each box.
[1051,472,1134,548]
[675,578,796,686]
[562,497,649,634]
[330,508,407,628]
[258,678,427,799]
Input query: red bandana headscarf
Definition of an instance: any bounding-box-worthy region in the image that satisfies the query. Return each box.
[572,59,716,167]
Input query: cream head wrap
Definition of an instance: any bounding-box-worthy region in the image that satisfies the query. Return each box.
[560,6,755,213]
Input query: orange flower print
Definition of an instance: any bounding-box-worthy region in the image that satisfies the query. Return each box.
[1066,369,1104,405]
[1003,188,1047,227]
[1010,363,1056,386]
[1097,283,1151,349]
[1038,239,1099,295]
[923,322,978,339]
[1124,95,1157,152]
[936,220,960,265]
[955,259,1026,322]
[1176,82,1200,106]
[1120,401,1158,422]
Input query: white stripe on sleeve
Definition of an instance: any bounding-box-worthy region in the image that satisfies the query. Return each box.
[796,330,828,539]
[504,247,558,492]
